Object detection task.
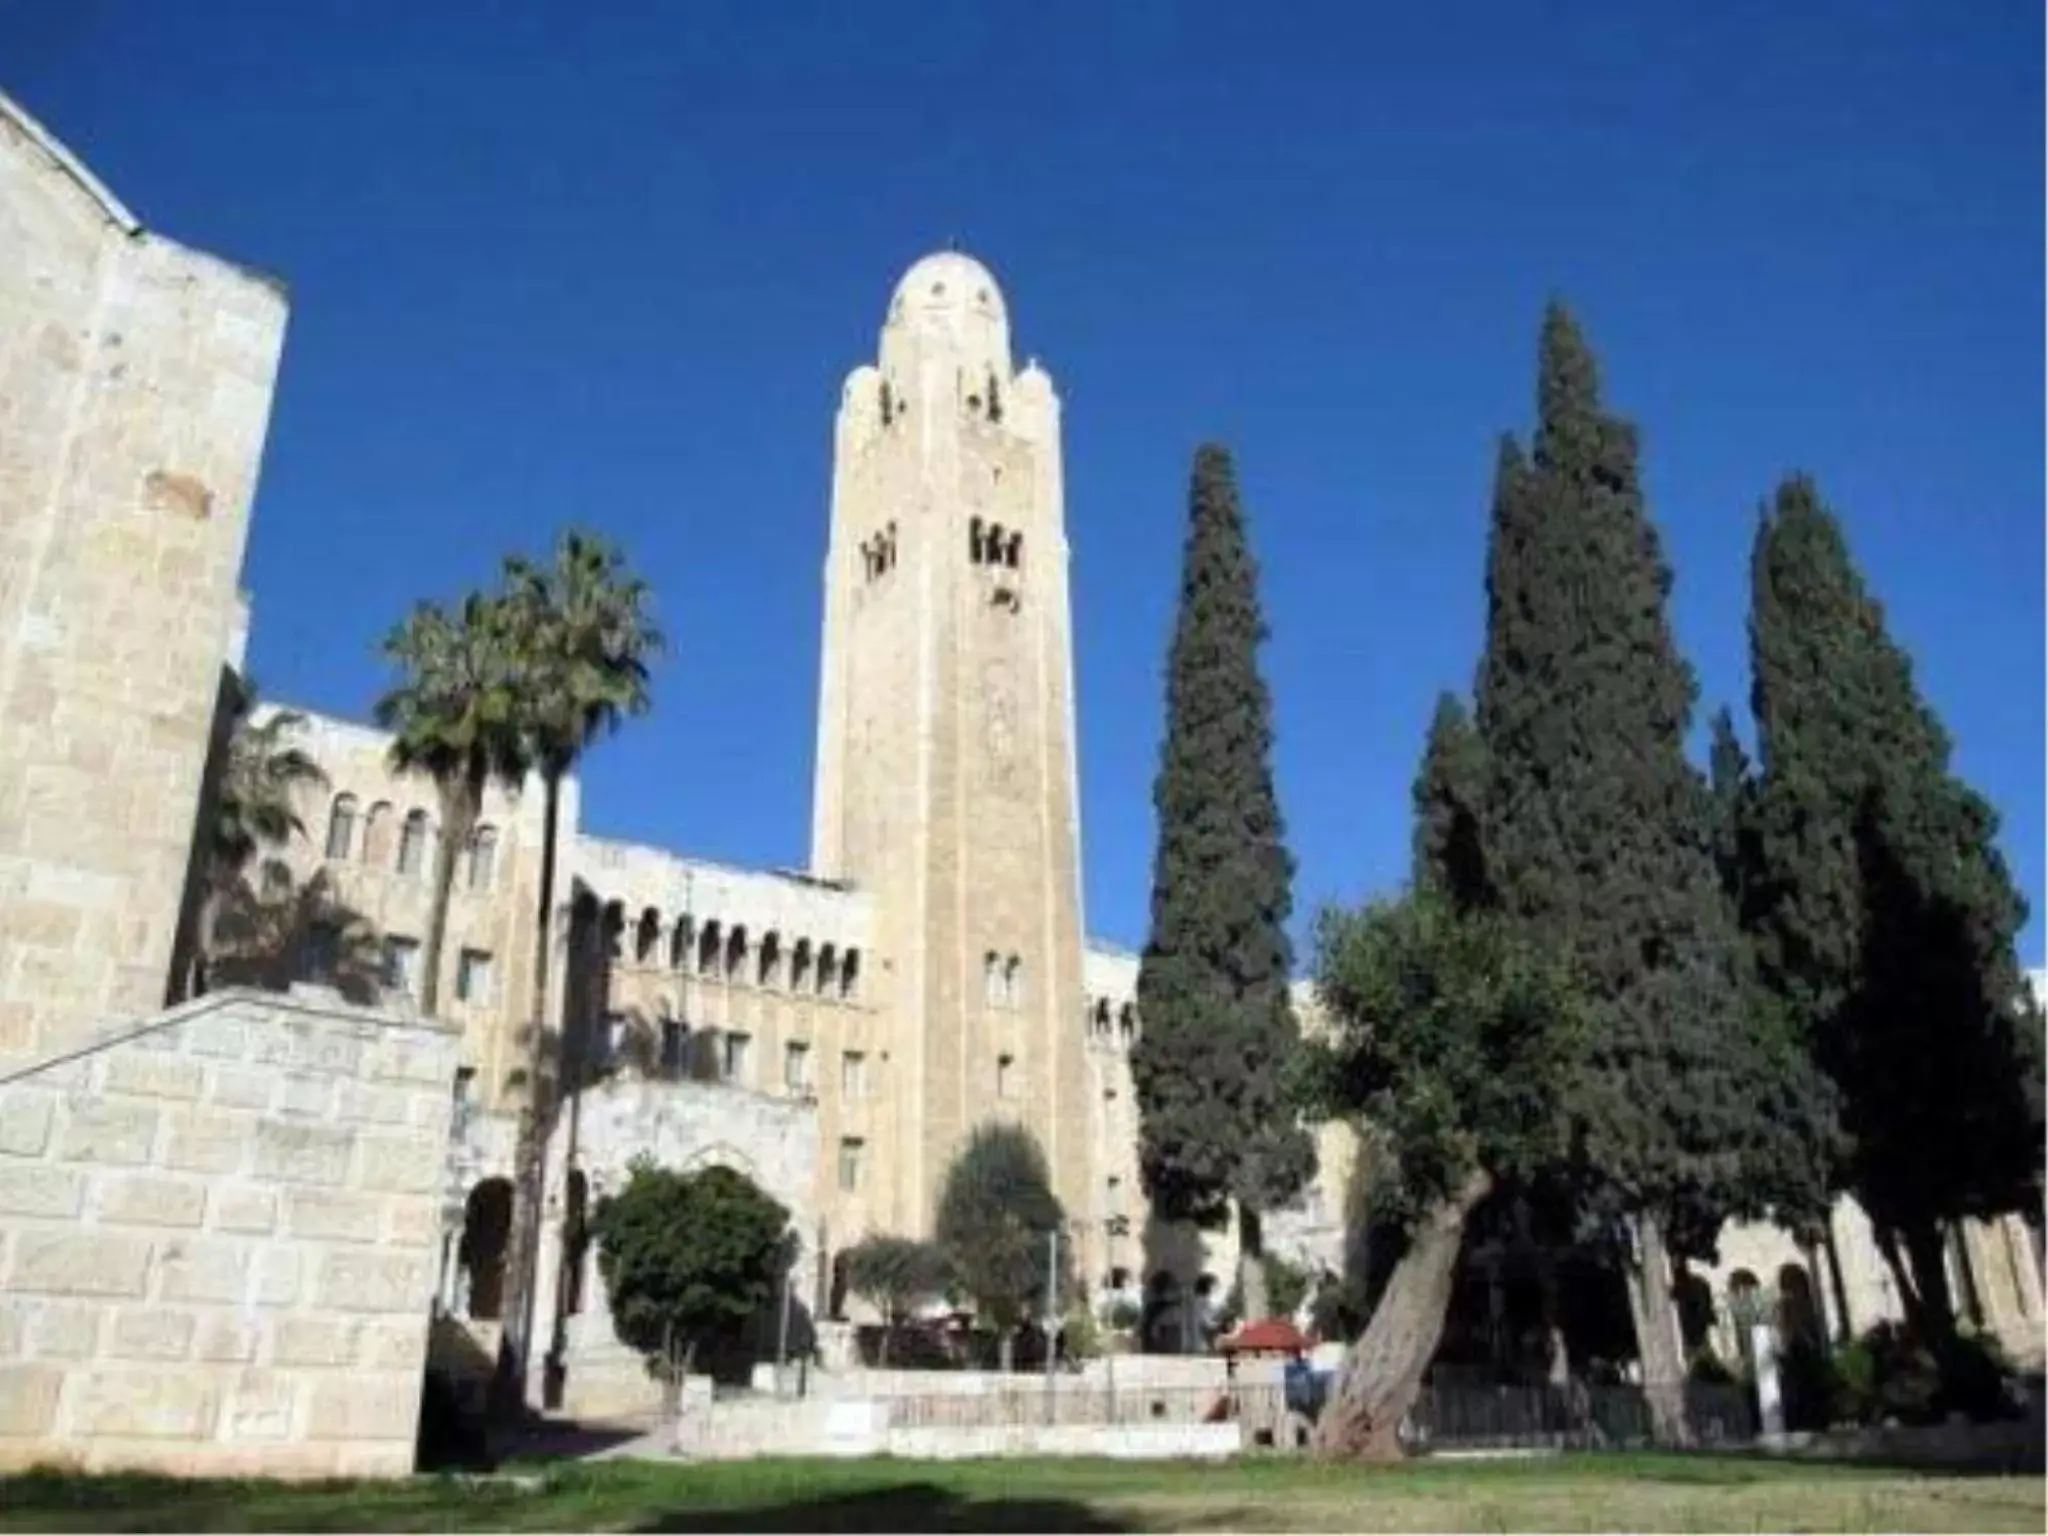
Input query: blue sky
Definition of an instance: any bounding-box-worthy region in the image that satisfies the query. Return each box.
[11,1,2041,964]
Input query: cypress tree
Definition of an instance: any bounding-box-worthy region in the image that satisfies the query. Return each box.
[1132,444,1314,1323]
[1472,305,1792,1441]
[1412,692,1490,911]
[1746,475,2042,1341]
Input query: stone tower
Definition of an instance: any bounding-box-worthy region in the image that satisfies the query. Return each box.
[810,252,1093,1259]
[0,92,287,1063]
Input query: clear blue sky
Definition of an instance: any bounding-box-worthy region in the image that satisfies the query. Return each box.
[11,1,2041,965]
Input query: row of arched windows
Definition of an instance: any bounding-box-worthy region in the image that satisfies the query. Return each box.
[325,793,498,891]
[969,517,1022,570]
[1087,995,1139,1044]
[608,901,861,1000]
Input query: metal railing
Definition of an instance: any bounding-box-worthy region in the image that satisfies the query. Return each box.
[1403,1379,1757,1452]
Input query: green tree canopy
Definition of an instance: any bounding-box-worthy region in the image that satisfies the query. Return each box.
[591,1161,794,1370]
[1744,474,2042,1333]
[840,1233,952,1328]
[1131,443,1314,1317]
[933,1122,1072,1356]
[1470,305,1831,1439]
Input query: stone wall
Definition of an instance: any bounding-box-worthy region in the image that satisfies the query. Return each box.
[0,988,458,1477]
[0,91,288,1062]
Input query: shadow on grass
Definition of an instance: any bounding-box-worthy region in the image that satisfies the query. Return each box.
[632,1483,1130,1533]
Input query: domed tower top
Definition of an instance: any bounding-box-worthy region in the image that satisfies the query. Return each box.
[881,250,1011,378]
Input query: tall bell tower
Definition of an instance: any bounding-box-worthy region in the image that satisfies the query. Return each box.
[810,252,1092,1252]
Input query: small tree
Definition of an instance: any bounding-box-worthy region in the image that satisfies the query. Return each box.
[840,1233,951,1365]
[590,1161,794,1385]
[934,1123,1072,1370]
[1302,890,1585,1458]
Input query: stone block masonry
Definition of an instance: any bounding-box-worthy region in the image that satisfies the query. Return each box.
[0,91,289,1065]
[0,988,458,1478]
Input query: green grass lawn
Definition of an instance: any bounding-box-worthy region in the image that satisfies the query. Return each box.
[2,1453,2041,1533]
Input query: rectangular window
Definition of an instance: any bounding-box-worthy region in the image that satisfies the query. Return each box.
[841,1050,867,1100]
[303,922,340,983]
[721,1031,751,1085]
[784,1041,812,1094]
[660,1019,689,1079]
[455,948,493,1004]
[382,935,420,998]
[838,1137,865,1193]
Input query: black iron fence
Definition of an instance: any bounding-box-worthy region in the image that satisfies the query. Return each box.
[1403,1379,1757,1452]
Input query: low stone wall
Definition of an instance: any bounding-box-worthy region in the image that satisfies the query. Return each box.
[888,1421,1241,1460]
[843,1354,1231,1399]
[0,989,459,1477]
[668,1386,1242,1461]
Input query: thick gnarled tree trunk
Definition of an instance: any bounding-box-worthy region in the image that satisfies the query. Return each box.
[1621,1211,1691,1447]
[1313,1168,1491,1461]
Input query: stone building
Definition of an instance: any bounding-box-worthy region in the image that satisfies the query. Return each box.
[1,89,2038,1468]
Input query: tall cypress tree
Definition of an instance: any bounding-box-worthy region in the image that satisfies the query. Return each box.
[1746,474,2041,1340]
[1412,692,1490,912]
[1472,305,1794,1441]
[1133,444,1314,1322]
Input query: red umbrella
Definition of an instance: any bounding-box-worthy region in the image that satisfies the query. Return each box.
[1219,1317,1312,1355]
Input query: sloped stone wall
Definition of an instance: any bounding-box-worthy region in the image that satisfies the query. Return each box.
[0,988,458,1477]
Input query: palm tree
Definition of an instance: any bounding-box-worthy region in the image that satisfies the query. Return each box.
[374,593,530,1017]
[189,683,328,997]
[493,530,662,1415]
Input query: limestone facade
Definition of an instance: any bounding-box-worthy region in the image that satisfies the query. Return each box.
[0,92,287,1066]
[0,989,460,1476]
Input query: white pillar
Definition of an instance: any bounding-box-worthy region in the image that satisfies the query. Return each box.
[1751,1323,1784,1438]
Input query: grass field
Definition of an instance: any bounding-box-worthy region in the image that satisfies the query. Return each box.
[2,1453,2042,1533]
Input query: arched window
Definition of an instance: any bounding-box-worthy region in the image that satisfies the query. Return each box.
[397,810,430,879]
[457,1178,513,1321]
[363,802,394,866]
[816,943,838,995]
[1117,1002,1136,1043]
[697,920,722,977]
[636,907,661,965]
[467,825,498,891]
[758,931,783,989]
[671,916,693,972]
[1003,954,1022,1008]
[725,925,749,982]
[1778,1263,1822,1345]
[969,516,984,565]
[983,951,1002,1008]
[840,948,860,999]
[1005,532,1022,569]
[791,938,813,992]
[1093,998,1112,1037]
[324,795,358,860]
